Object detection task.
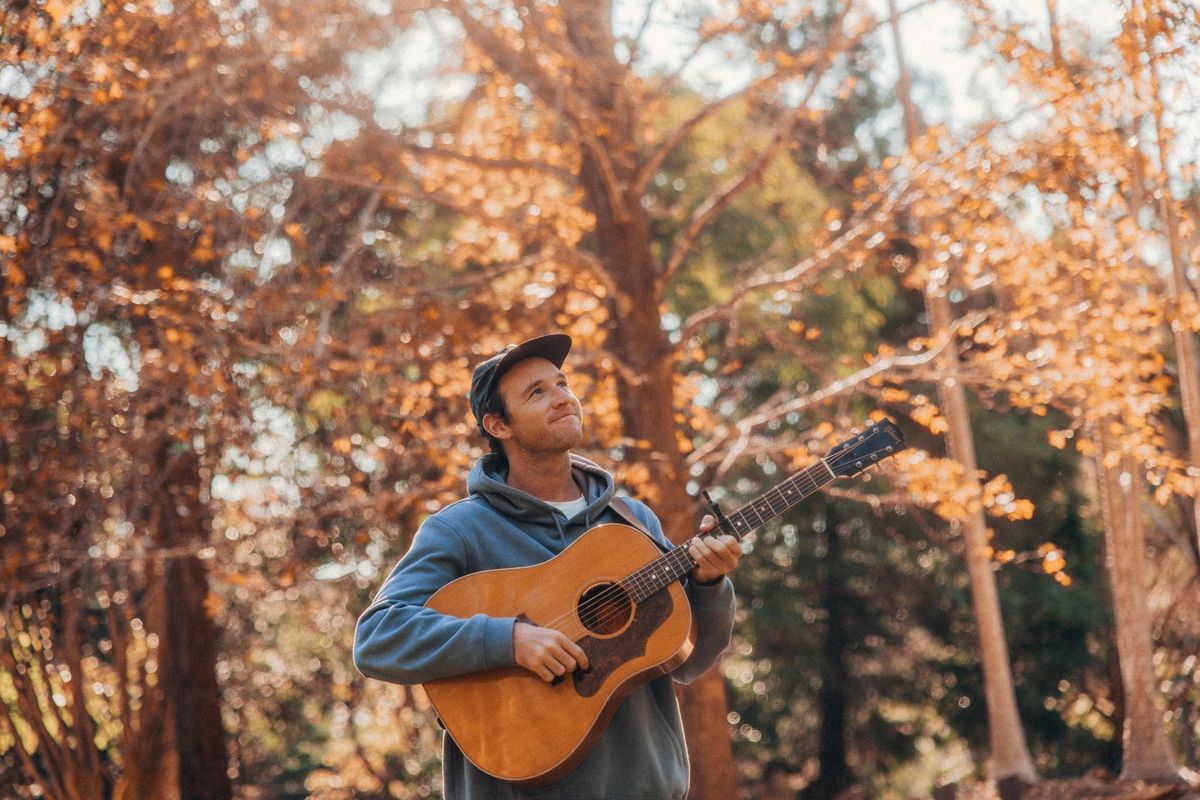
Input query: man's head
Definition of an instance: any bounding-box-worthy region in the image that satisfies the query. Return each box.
[470,334,573,456]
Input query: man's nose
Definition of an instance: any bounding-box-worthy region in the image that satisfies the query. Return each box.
[550,385,573,404]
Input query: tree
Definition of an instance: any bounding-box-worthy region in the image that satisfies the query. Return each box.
[1,0,400,795]
[885,0,1038,788]
[889,0,1196,779]
[388,1,891,793]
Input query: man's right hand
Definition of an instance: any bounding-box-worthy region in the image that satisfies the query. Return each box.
[513,621,590,683]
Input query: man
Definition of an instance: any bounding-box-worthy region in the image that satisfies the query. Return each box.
[354,333,741,799]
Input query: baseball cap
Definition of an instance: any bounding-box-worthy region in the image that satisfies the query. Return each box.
[470,333,572,434]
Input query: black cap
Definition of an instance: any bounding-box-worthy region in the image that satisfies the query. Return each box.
[470,333,572,435]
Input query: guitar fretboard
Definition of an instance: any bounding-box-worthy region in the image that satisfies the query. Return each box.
[620,459,835,603]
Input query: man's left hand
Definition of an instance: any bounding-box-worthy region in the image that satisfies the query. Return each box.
[688,514,742,584]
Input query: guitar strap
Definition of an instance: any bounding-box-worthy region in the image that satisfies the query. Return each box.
[607,496,672,555]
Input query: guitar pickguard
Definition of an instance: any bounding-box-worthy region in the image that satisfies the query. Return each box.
[571,589,674,697]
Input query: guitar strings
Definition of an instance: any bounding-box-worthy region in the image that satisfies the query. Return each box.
[533,459,835,638]
[528,434,894,641]
[553,460,833,638]
[533,441,876,639]
[551,439,886,639]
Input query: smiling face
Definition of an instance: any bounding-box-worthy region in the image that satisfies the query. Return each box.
[482,356,583,458]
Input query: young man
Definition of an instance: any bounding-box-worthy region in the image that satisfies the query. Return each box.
[354,333,741,799]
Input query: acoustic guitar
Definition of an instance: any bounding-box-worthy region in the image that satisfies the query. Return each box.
[422,418,907,786]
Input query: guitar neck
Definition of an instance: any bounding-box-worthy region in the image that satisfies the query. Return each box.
[717,459,835,541]
[622,459,835,603]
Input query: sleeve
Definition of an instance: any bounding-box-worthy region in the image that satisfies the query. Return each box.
[353,515,518,685]
[617,496,737,685]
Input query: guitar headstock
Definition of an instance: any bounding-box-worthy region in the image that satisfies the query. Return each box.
[824,419,907,478]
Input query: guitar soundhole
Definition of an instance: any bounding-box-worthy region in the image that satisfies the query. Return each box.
[577,582,633,637]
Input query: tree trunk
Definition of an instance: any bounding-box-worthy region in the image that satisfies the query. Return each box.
[888,0,1037,782]
[1095,426,1180,780]
[557,4,740,790]
[928,286,1039,785]
[131,560,182,800]
[603,290,740,798]
[1148,66,1200,569]
[812,499,854,799]
[151,434,233,800]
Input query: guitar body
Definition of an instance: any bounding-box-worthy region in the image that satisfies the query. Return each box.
[422,523,695,787]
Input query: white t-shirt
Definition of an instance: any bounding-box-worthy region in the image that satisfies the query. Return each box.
[545,496,588,520]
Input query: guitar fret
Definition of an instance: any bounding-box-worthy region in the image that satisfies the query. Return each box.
[726,464,829,535]
[625,546,699,602]
[620,420,905,603]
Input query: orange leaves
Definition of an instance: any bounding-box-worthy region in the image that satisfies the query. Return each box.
[1047,429,1074,449]
[981,474,1035,520]
[983,540,1072,585]
[891,450,1035,523]
[909,403,949,435]
[1039,543,1066,574]
[901,394,948,435]
[164,328,195,348]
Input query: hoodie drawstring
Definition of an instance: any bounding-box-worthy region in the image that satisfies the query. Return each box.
[552,514,567,549]
[551,505,590,550]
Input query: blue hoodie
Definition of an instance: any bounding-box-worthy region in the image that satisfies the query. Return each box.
[354,453,736,800]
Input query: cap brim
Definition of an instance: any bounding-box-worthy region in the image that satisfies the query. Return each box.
[491,333,572,382]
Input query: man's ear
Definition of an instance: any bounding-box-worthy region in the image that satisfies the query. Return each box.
[481,412,511,441]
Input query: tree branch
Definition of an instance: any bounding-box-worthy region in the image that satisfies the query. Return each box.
[399,140,578,185]
[687,311,984,471]
[447,0,631,221]
[635,0,918,198]
[656,61,833,290]
[624,0,661,66]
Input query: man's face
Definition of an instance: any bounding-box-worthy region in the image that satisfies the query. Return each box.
[486,357,583,456]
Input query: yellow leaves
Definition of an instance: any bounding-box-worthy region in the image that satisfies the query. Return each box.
[981,474,1035,520]
[43,0,70,24]
[892,451,1036,523]
[984,540,1071,585]
[909,402,948,434]
[1037,543,1072,585]
[1149,469,1198,506]
[1047,429,1073,449]
[1039,542,1065,573]
[993,548,1016,564]
[811,421,834,440]
[972,324,998,345]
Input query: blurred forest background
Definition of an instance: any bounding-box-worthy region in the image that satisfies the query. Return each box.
[2,0,1200,798]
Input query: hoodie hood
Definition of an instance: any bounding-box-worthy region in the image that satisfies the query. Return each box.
[467,452,615,526]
